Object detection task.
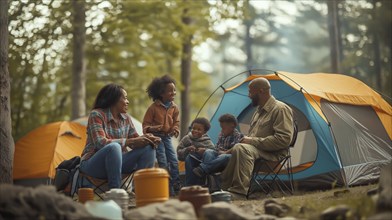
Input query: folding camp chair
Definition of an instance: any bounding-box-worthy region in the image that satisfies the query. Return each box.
[246,121,298,199]
[73,170,135,200]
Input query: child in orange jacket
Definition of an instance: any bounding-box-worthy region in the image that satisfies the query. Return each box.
[143,75,182,195]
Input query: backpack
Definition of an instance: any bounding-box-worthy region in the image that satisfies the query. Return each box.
[53,156,81,193]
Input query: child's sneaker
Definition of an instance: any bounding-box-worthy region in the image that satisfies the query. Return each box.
[173,181,183,193]
[192,167,205,178]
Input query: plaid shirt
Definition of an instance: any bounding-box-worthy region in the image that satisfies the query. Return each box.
[216,128,244,150]
[81,108,138,161]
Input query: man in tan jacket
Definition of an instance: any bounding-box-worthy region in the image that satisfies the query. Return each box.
[220,77,294,196]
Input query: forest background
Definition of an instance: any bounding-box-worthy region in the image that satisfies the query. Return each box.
[4,0,392,147]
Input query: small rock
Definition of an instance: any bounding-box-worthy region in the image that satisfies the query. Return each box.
[124,199,197,220]
[333,189,350,197]
[200,201,277,220]
[0,184,93,220]
[320,204,358,220]
[264,203,291,217]
[276,217,298,220]
[366,187,378,196]
[299,205,315,215]
[367,212,392,220]
[376,162,392,212]
[264,199,279,206]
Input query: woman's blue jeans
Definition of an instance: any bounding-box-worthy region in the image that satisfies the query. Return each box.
[80,142,156,189]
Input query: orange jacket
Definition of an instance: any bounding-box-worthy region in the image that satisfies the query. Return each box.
[142,100,180,136]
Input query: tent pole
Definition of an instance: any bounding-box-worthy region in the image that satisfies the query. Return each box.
[195,68,277,119]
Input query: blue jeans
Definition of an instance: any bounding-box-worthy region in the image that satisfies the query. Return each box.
[80,142,156,189]
[185,151,217,186]
[199,149,231,174]
[155,136,181,186]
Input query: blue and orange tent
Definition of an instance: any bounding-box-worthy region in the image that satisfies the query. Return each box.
[196,70,391,189]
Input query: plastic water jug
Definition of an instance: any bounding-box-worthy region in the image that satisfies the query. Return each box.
[85,200,122,220]
[134,168,169,207]
[105,188,129,210]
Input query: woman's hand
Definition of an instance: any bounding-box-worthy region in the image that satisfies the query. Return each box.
[128,136,151,149]
[143,133,161,149]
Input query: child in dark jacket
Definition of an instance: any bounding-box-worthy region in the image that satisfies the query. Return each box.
[143,75,181,195]
[192,114,244,178]
[177,117,215,186]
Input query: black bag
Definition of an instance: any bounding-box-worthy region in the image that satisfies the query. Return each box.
[54,156,81,191]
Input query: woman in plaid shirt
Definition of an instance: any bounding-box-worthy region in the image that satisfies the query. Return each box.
[80,83,161,189]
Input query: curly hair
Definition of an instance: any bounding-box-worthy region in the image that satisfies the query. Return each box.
[218,113,238,126]
[146,75,176,101]
[92,83,124,109]
[191,117,211,132]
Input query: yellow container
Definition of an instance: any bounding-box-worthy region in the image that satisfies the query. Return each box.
[134,168,169,207]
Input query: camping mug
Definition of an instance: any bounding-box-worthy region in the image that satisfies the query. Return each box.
[78,188,94,204]
[179,186,211,217]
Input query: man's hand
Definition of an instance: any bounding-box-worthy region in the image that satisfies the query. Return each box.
[240,136,252,144]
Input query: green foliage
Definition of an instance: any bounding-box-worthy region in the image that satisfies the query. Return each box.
[8,0,391,141]
[9,0,236,140]
[339,0,391,98]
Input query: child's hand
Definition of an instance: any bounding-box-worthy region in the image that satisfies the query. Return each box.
[188,146,196,153]
[169,130,179,138]
[218,150,227,155]
[148,125,163,133]
[196,147,206,156]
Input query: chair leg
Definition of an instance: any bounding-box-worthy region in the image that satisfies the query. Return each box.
[269,159,294,195]
[121,172,134,192]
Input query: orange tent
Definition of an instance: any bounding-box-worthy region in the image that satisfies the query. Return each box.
[13,121,87,181]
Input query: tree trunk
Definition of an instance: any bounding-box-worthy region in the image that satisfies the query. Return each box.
[245,20,253,70]
[244,0,253,69]
[371,0,382,91]
[180,7,193,138]
[327,0,342,73]
[0,0,15,184]
[71,0,86,120]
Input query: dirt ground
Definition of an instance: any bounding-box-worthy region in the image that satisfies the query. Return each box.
[230,184,377,219]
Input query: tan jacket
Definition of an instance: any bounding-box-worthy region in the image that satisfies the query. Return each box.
[248,96,294,160]
[142,100,180,136]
